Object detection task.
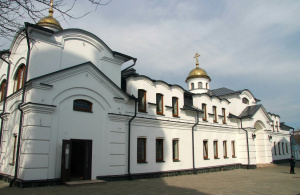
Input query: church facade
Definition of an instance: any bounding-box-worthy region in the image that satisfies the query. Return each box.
[0,6,293,187]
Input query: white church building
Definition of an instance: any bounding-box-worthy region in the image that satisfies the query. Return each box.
[0,5,293,187]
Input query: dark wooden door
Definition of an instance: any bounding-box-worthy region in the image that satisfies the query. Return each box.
[61,139,72,183]
[83,140,92,180]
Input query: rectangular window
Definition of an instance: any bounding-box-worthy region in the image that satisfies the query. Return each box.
[286,143,288,153]
[172,97,178,117]
[156,93,163,115]
[214,141,218,158]
[272,122,274,132]
[156,139,164,162]
[278,142,281,155]
[10,134,18,165]
[282,142,285,155]
[276,121,278,132]
[222,108,226,124]
[274,142,277,155]
[231,141,236,157]
[223,141,227,158]
[137,138,146,162]
[138,89,147,112]
[203,141,208,159]
[213,106,217,122]
[202,104,207,121]
[172,139,179,161]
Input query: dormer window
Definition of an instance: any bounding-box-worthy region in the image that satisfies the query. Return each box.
[73,99,92,112]
[14,64,25,92]
[242,97,249,104]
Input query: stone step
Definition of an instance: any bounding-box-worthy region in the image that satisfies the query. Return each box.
[257,163,277,168]
[65,180,106,186]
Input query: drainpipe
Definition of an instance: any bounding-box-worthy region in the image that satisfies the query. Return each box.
[240,118,250,169]
[10,23,31,187]
[192,110,199,173]
[0,51,11,153]
[128,96,137,179]
[122,58,137,72]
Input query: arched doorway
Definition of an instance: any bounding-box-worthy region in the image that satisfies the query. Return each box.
[254,121,271,164]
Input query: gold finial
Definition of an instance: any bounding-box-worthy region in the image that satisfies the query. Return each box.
[49,0,54,17]
[193,52,200,68]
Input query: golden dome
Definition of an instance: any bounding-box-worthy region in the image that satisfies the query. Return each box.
[36,1,63,31]
[186,52,211,82]
[185,66,211,82]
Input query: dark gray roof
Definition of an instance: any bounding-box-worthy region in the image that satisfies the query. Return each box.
[239,105,262,119]
[210,87,237,96]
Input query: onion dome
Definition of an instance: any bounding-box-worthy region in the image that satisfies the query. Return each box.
[36,1,63,31]
[185,53,211,82]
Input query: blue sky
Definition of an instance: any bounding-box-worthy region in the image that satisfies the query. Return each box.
[1,0,300,130]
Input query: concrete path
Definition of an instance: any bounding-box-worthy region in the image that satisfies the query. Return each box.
[0,163,299,195]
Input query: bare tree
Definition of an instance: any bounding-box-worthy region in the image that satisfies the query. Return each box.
[0,0,110,42]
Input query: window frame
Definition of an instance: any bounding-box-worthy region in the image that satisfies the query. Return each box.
[223,141,227,158]
[282,142,285,155]
[0,79,6,101]
[172,139,179,161]
[137,138,147,163]
[172,97,179,117]
[73,99,93,112]
[278,142,281,155]
[202,104,207,121]
[213,106,217,122]
[213,141,218,159]
[156,139,164,162]
[138,89,147,112]
[203,140,208,159]
[156,93,164,115]
[274,142,277,155]
[286,143,288,153]
[231,141,236,158]
[13,64,26,92]
[222,108,226,124]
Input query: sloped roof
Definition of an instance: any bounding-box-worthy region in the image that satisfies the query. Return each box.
[210,87,237,96]
[239,105,262,118]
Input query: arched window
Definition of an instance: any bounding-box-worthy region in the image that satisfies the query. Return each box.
[73,99,93,112]
[198,82,202,89]
[0,79,6,101]
[14,64,25,92]
[191,83,194,90]
[242,98,249,104]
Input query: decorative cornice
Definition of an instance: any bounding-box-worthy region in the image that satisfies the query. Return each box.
[21,102,56,114]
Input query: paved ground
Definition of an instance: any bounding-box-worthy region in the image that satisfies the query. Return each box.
[0,162,299,195]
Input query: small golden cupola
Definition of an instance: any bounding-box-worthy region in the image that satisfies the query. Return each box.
[186,53,211,93]
[36,0,63,31]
